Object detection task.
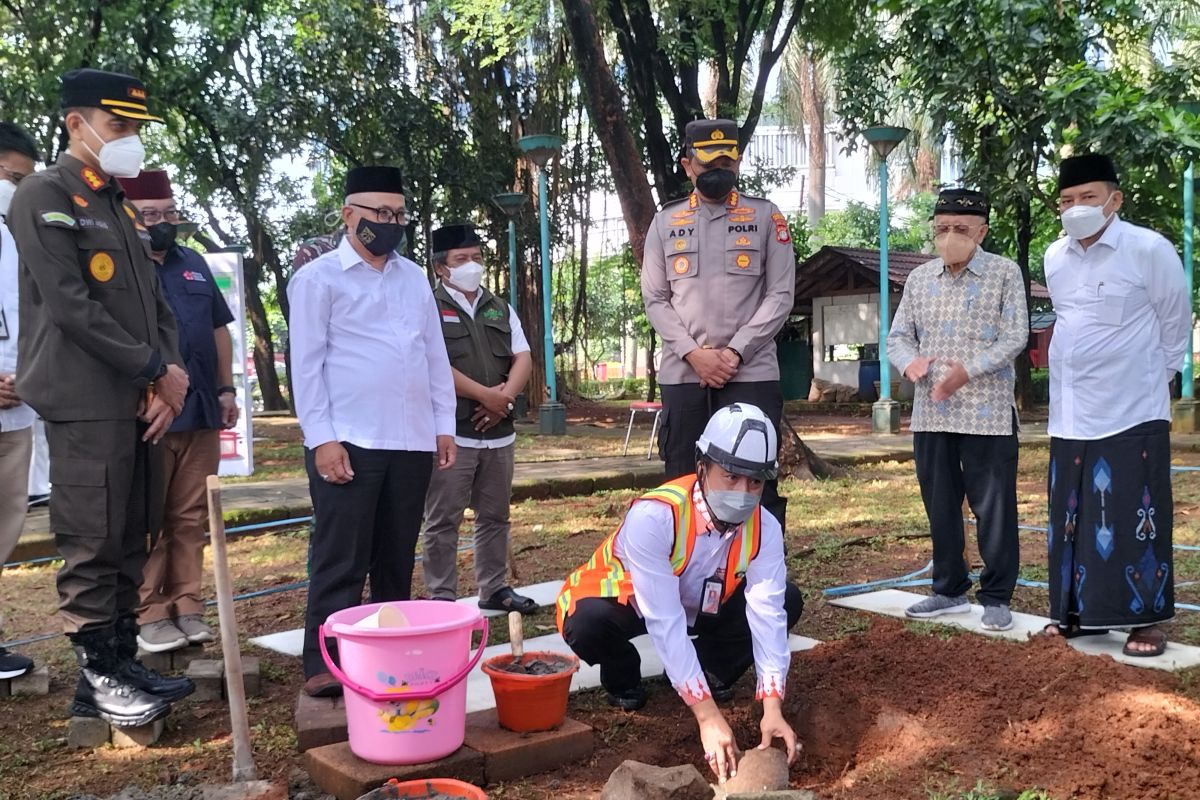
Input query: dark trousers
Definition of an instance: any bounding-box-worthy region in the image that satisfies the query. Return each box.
[561,582,804,693]
[913,427,1019,606]
[45,419,161,635]
[302,444,433,678]
[659,381,787,529]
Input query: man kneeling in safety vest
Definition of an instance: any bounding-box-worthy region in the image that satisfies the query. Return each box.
[557,403,803,781]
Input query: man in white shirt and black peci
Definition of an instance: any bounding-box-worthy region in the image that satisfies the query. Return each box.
[1043,153,1190,657]
[289,166,457,697]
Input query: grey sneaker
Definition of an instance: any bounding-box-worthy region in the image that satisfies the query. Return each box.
[175,614,215,644]
[905,593,970,618]
[980,604,1014,632]
[137,619,189,653]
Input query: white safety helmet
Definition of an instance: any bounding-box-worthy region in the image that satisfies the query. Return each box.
[695,403,778,481]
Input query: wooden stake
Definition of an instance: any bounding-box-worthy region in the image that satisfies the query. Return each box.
[206,474,257,783]
[508,611,524,660]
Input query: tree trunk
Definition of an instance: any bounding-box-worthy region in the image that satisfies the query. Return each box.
[797,48,826,225]
[778,414,843,480]
[646,328,658,403]
[245,209,294,411]
[1013,196,1034,410]
[560,0,659,262]
[241,255,286,411]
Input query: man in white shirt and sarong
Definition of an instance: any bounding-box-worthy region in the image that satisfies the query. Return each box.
[289,166,457,696]
[1043,153,1190,657]
[556,403,802,784]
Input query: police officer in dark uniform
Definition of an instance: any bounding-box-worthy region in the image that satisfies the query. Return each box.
[641,119,796,528]
[10,69,193,727]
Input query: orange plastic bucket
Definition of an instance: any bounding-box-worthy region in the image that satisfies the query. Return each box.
[370,778,487,799]
[481,651,579,732]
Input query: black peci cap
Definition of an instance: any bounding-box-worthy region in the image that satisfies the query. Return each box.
[432,223,483,253]
[345,165,405,196]
[1058,154,1119,193]
[932,188,989,219]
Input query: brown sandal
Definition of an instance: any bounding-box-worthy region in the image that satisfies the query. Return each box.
[1122,626,1167,657]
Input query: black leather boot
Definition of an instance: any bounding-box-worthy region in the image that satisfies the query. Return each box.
[69,627,171,728]
[112,615,195,703]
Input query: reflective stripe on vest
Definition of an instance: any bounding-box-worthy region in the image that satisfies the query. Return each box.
[555,475,761,630]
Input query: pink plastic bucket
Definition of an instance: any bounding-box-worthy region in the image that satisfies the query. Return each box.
[320,601,488,765]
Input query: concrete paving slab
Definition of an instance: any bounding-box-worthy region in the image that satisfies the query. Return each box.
[828,588,1200,671]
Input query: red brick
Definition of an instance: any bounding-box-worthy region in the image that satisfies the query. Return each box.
[303,742,484,800]
[294,690,347,752]
[464,709,594,784]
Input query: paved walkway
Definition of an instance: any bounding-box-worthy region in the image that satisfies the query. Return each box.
[13,431,916,563]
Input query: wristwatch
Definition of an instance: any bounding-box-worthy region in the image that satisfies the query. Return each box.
[217,385,236,397]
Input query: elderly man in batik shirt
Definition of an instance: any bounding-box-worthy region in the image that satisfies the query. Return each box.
[888,188,1029,633]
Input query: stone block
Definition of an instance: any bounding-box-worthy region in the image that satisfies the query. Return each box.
[235,656,262,698]
[719,748,789,794]
[601,760,714,800]
[304,742,484,800]
[294,690,348,752]
[110,717,166,748]
[137,643,206,673]
[10,664,50,696]
[67,716,111,749]
[200,780,289,800]
[186,659,225,702]
[464,708,594,784]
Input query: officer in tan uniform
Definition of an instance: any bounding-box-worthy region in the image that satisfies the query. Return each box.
[9,69,193,727]
[641,119,796,528]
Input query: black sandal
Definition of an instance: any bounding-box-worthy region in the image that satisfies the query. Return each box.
[1040,623,1110,639]
[479,587,538,613]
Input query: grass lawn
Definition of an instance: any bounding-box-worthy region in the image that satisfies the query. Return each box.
[2,440,1199,798]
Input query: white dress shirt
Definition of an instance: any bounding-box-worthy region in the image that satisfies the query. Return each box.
[0,221,35,432]
[1045,216,1191,440]
[613,486,791,705]
[288,237,456,451]
[440,283,530,450]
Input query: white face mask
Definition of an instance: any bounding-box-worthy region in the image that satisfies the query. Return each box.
[0,180,15,218]
[447,260,485,293]
[80,117,145,179]
[1061,194,1115,240]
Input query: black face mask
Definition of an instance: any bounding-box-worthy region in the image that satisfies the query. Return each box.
[695,168,737,200]
[148,222,177,252]
[355,218,405,257]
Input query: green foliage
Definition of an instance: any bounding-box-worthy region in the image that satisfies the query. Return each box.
[810,195,932,252]
[788,214,813,262]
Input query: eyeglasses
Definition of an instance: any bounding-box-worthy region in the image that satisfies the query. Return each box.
[350,203,409,225]
[139,208,183,224]
[0,165,29,184]
[931,223,981,236]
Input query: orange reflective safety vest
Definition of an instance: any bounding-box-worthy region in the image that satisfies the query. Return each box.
[555,475,762,632]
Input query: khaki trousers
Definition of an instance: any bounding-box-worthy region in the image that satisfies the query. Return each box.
[421,444,515,601]
[138,429,220,624]
[0,426,32,565]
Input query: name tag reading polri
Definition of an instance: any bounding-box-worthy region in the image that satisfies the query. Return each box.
[701,576,723,617]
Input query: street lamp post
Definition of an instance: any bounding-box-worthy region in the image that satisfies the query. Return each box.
[863,125,910,435]
[491,192,527,303]
[1175,101,1200,431]
[517,134,566,435]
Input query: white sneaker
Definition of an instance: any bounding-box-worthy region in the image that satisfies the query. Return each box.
[137,619,189,652]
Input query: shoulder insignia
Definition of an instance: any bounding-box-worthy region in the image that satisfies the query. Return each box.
[71,194,90,208]
[772,212,790,244]
[40,211,77,228]
[80,167,105,191]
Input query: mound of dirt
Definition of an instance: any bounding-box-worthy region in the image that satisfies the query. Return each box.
[785,619,1200,799]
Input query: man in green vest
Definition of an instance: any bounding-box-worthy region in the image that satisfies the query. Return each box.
[422,223,535,611]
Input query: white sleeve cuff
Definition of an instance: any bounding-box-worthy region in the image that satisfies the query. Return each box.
[302,422,338,450]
